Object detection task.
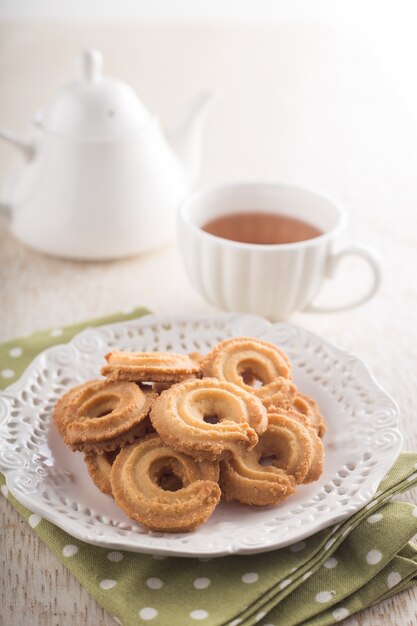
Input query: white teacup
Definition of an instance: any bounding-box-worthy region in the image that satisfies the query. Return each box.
[178,182,381,319]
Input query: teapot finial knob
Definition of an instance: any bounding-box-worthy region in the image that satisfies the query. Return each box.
[78,48,103,83]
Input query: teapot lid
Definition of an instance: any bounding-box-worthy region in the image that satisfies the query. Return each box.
[35,49,151,139]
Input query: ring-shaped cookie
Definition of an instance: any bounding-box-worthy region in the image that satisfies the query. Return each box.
[53,380,101,437]
[111,434,221,532]
[150,378,268,460]
[64,380,155,453]
[260,389,326,438]
[291,393,326,438]
[220,450,296,507]
[101,350,201,383]
[263,409,324,483]
[256,378,298,409]
[202,338,292,405]
[220,408,324,506]
[84,449,121,496]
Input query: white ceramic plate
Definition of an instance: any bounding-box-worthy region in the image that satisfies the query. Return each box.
[0,313,402,557]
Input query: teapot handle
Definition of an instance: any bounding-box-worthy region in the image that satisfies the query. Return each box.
[0,128,34,160]
[0,202,11,219]
[0,128,35,220]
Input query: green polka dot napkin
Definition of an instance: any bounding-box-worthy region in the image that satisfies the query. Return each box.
[1,307,417,626]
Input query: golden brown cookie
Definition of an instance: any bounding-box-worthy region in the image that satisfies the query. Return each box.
[220,455,296,507]
[260,390,326,438]
[110,434,221,532]
[53,380,101,437]
[202,337,293,405]
[291,393,326,438]
[150,377,268,461]
[220,408,324,506]
[84,449,121,496]
[63,380,155,453]
[255,377,298,409]
[101,350,201,383]
[263,409,324,483]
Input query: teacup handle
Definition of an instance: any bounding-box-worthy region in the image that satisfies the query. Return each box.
[305,244,382,313]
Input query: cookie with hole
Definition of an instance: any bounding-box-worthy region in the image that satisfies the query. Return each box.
[53,379,102,437]
[110,434,221,532]
[202,336,292,396]
[202,337,326,437]
[150,377,268,461]
[84,448,122,496]
[63,379,156,454]
[220,408,324,506]
[261,390,326,438]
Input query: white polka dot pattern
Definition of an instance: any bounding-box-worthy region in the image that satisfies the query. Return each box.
[100,579,117,590]
[315,591,334,603]
[139,607,158,621]
[146,578,163,590]
[387,572,401,589]
[190,609,209,620]
[62,544,78,557]
[193,578,211,589]
[50,329,63,337]
[241,572,259,584]
[332,607,350,621]
[289,541,306,552]
[1,369,15,379]
[9,347,23,358]
[366,549,382,565]
[28,514,41,528]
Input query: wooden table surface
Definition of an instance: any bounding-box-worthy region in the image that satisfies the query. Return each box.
[1,19,417,626]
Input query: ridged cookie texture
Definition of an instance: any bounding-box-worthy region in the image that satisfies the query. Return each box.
[111,434,221,532]
[84,449,121,496]
[203,337,326,437]
[220,408,324,506]
[150,377,268,461]
[101,350,201,382]
[64,379,155,453]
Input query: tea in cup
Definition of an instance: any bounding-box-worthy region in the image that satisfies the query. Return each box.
[178,182,381,319]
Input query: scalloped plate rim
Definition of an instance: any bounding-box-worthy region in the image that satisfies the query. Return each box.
[0,312,403,557]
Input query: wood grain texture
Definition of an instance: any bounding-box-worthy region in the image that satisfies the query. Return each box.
[1,18,417,626]
[2,502,112,626]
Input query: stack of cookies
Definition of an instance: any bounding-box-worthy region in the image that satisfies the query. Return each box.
[54,337,325,533]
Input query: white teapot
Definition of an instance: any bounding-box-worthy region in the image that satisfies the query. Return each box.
[0,49,214,259]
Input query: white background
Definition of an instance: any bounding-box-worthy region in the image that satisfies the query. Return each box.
[1,4,417,626]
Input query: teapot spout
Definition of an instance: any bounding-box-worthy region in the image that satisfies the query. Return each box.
[169,92,217,184]
[0,128,34,160]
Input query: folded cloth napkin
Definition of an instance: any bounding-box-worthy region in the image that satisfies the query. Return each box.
[1,307,417,626]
